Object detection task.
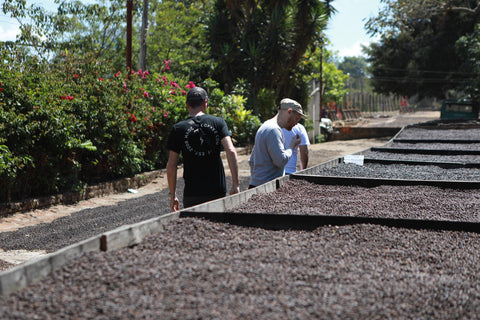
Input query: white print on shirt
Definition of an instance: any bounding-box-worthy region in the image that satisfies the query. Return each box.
[184,122,220,157]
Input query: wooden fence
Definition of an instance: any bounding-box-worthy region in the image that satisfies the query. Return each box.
[325,92,414,121]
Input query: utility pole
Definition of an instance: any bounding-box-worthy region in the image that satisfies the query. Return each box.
[126,0,133,71]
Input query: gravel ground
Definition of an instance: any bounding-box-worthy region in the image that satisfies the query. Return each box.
[309,162,480,181]
[0,217,479,319]
[231,179,480,222]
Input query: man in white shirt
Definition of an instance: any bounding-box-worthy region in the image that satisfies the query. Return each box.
[282,123,310,174]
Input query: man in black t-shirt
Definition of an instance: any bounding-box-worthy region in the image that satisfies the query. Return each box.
[166,87,240,211]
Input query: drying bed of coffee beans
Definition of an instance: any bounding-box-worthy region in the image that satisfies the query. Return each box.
[387,142,480,151]
[364,151,480,163]
[396,127,480,140]
[231,179,480,222]
[1,217,479,319]
[306,162,480,181]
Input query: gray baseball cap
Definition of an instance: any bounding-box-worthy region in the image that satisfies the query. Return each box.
[280,98,307,119]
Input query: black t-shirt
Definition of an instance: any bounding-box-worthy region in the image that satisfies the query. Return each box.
[167,114,231,197]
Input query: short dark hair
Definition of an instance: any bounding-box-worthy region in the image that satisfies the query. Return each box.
[186,87,208,108]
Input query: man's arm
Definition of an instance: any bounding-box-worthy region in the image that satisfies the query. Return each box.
[221,136,240,194]
[166,150,180,211]
[298,145,309,170]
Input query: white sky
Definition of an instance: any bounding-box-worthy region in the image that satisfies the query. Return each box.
[0,0,58,41]
[325,0,383,58]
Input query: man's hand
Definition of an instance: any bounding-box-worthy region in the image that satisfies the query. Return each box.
[230,184,240,195]
[289,134,301,149]
[170,194,179,212]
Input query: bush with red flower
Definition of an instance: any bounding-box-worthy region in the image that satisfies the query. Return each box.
[0,50,259,202]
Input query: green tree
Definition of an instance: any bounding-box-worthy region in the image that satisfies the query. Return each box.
[455,24,480,99]
[338,56,369,92]
[364,0,480,100]
[207,0,332,120]
[2,0,129,65]
[146,0,214,81]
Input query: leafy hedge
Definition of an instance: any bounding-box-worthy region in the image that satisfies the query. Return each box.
[0,51,260,202]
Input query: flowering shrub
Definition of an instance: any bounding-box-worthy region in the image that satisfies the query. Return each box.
[0,51,259,202]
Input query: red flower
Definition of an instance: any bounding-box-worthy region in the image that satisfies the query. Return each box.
[164,60,171,71]
[185,81,196,89]
[74,74,79,79]
[60,95,73,100]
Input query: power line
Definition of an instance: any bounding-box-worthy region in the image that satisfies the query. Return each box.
[371,65,478,77]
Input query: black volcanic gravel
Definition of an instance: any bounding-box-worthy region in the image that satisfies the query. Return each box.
[231,179,480,222]
[0,218,479,319]
[397,127,480,140]
[309,162,480,181]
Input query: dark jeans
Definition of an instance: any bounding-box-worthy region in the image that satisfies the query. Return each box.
[183,193,226,208]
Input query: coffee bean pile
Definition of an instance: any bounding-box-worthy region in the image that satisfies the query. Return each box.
[232,179,480,222]
[0,176,251,254]
[308,162,480,181]
[365,152,480,163]
[397,127,480,140]
[1,218,479,319]
[389,142,480,151]
[0,192,171,254]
